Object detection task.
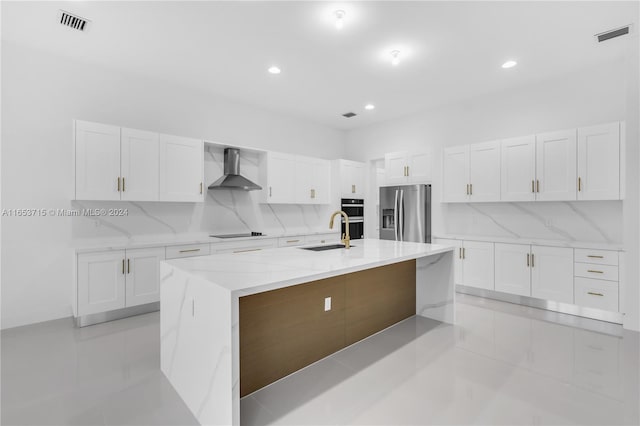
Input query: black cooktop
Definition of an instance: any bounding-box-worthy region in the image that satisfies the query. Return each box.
[209,232,265,239]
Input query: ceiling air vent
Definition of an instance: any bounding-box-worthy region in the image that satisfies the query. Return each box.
[595,25,630,43]
[342,112,357,118]
[58,10,90,32]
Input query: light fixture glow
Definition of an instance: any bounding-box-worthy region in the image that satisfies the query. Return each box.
[334,10,346,30]
[364,104,375,110]
[390,50,401,66]
[268,66,281,74]
[501,60,517,69]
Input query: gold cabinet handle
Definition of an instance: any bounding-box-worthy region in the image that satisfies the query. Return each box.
[122,177,126,192]
[587,269,604,274]
[179,248,201,253]
[587,292,604,297]
[200,182,203,194]
[459,248,462,259]
[469,183,473,195]
[127,259,130,274]
[587,255,604,259]
[117,177,121,192]
[578,177,582,192]
[310,189,315,199]
[122,259,125,274]
[352,184,356,194]
[536,180,540,193]
[462,247,466,259]
[531,180,535,193]
[531,253,534,267]
[269,186,272,197]
[466,184,469,195]
[407,166,410,176]
[527,253,530,267]
[287,239,300,243]
[233,248,261,253]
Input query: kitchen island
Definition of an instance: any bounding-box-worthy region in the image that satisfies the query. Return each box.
[160,239,455,425]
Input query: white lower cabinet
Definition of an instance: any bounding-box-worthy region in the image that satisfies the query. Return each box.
[461,241,495,290]
[77,248,165,316]
[495,243,531,296]
[531,246,574,304]
[211,238,277,254]
[574,277,619,312]
[433,238,463,285]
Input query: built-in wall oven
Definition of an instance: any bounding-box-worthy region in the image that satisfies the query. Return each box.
[341,198,364,239]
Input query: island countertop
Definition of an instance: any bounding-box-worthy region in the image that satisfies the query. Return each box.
[163,238,454,296]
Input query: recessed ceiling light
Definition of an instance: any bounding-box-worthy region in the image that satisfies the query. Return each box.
[501,60,517,69]
[268,66,281,74]
[390,50,401,66]
[364,104,375,110]
[334,10,346,30]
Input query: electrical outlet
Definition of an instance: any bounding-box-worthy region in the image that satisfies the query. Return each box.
[324,297,331,312]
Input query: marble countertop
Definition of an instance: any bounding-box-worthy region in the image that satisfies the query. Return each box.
[434,234,624,251]
[74,229,340,253]
[163,239,454,296]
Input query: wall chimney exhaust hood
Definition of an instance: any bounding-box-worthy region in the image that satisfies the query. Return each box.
[208,148,262,191]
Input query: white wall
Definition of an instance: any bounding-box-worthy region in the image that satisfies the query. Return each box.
[346,59,638,330]
[1,41,346,329]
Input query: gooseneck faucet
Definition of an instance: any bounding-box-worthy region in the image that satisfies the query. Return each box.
[329,210,351,249]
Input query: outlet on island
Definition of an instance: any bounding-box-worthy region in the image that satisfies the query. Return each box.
[324,297,331,312]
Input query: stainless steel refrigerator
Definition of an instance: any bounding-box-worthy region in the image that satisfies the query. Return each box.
[379,184,431,243]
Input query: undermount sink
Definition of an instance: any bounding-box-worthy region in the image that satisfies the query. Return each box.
[300,244,354,251]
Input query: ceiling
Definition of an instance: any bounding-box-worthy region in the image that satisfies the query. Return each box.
[2,1,637,130]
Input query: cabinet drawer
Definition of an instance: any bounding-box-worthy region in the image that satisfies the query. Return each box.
[575,263,618,282]
[212,239,276,254]
[166,243,210,259]
[304,233,340,245]
[574,277,618,312]
[574,249,618,266]
[278,236,305,247]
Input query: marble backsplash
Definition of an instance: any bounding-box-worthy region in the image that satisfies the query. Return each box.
[439,200,623,244]
[71,146,336,243]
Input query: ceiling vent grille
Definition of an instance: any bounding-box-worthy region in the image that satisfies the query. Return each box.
[342,112,357,118]
[595,25,630,43]
[58,10,89,32]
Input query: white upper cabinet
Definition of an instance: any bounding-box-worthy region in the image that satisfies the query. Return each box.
[577,122,620,200]
[468,141,501,201]
[385,151,432,185]
[336,159,365,198]
[501,135,536,202]
[442,146,469,202]
[159,134,204,202]
[121,128,159,201]
[531,245,574,304]
[261,152,331,204]
[535,129,577,201]
[75,120,121,200]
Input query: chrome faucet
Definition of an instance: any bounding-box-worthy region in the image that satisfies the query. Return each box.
[329,210,350,249]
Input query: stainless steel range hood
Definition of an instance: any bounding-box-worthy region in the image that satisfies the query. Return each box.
[208,148,262,191]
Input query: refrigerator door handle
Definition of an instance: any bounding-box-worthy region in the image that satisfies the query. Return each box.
[399,190,404,241]
[394,189,399,241]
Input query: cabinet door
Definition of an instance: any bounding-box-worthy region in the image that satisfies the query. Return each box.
[531,245,573,303]
[264,152,296,203]
[495,243,531,296]
[501,136,536,202]
[340,160,366,197]
[294,155,315,203]
[442,146,469,202]
[121,128,159,201]
[125,247,165,307]
[407,151,432,183]
[468,141,501,202]
[310,159,331,204]
[159,134,203,202]
[462,241,494,290]
[384,152,408,185]
[77,251,126,316]
[535,129,577,201]
[433,238,463,285]
[577,122,620,200]
[75,120,121,200]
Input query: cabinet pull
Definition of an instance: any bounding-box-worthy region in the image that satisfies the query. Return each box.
[587,269,604,274]
[122,259,125,274]
[587,292,604,297]
[352,184,356,194]
[287,239,300,243]
[459,248,462,259]
[407,166,410,176]
[531,253,534,267]
[122,177,126,192]
[531,180,535,193]
[269,186,272,197]
[192,299,195,317]
[179,248,201,253]
[536,180,540,193]
[466,184,469,195]
[233,248,261,253]
[587,255,604,259]
[469,183,473,195]
[462,247,466,259]
[310,189,315,199]
[527,253,530,267]
[117,177,121,192]
[127,259,130,274]
[578,177,582,192]
[200,182,203,194]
